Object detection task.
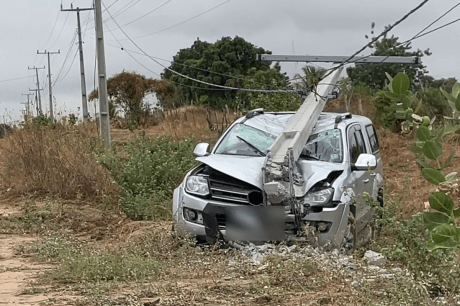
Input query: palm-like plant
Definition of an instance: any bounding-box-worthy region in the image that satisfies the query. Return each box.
[293,66,326,90]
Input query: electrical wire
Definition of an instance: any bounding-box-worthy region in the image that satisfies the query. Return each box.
[54,49,79,85]
[129,0,232,40]
[48,12,70,50]
[320,0,430,80]
[122,0,172,27]
[103,2,297,94]
[40,9,61,49]
[0,76,31,83]
[53,30,78,85]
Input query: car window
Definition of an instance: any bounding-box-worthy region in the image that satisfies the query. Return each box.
[366,125,380,153]
[215,123,277,156]
[301,129,343,163]
[348,125,366,163]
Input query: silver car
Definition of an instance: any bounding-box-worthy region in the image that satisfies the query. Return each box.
[173,111,383,250]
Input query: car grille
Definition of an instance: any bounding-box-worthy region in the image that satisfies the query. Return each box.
[209,179,263,205]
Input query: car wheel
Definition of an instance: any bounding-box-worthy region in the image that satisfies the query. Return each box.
[341,210,356,253]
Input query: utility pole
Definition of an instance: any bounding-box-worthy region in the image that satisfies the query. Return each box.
[61,4,93,123]
[37,50,60,121]
[21,93,34,121]
[94,0,111,147]
[28,66,45,115]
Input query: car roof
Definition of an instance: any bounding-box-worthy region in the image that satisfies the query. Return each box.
[240,111,373,136]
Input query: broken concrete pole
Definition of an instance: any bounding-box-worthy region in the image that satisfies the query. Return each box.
[264,181,288,204]
[363,250,386,267]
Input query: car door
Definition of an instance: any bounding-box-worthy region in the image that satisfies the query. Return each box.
[364,124,383,201]
[347,124,374,233]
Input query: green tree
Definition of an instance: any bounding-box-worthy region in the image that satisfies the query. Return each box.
[293,66,326,89]
[89,71,157,127]
[238,65,301,112]
[162,36,285,108]
[346,34,430,91]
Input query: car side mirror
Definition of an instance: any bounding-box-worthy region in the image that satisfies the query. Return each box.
[353,153,377,171]
[194,143,210,157]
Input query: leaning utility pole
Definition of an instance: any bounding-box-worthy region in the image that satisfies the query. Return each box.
[28,66,45,115]
[94,0,111,147]
[37,50,60,121]
[61,4,93,123]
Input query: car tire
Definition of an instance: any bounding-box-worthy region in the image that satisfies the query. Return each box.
[341,210,356,254]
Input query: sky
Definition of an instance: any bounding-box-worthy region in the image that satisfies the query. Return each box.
[1,0,459,123]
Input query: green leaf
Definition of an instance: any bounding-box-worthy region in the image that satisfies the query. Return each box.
[408,145,423,154]
[456,94,460,112]
[422,168,446,185]
[384,91,400,100]
[429,192,454,215]
[416,126,431,141]
[452,82,460,98]
[423,212,451,231]
[431,223,458,243]
[454,208,460,218]
[444,150,456,169]
[392,72,410,95]
[422,140,443,160]
[385,72,393,83]
[426,238,458,251]
[435,127,445,143]
[441,88,455,102]
[400,95,411,109]
[416,159,430,169]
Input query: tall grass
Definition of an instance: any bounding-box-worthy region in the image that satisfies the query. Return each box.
[0,124,118,202]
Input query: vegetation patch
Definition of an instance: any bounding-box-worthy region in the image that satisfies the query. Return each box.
[97,135,198,220]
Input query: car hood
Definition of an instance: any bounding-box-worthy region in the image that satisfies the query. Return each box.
[197,155,345,196]
[196,154,266,189]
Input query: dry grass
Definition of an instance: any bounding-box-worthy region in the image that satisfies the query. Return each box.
[111,106,239,145]
[0,124,118,203]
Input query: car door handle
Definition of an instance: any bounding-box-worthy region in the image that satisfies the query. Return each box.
[363,179,370,183]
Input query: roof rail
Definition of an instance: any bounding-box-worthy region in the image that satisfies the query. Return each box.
[334,113,352,128]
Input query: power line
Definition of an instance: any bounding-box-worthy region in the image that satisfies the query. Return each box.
[122,0,172,27]
[0,76,31,83]
[48,12,70,50]
[320,0,430,80]
[40,10,61,49]
[103,2,297,94]
[120,0,232,40]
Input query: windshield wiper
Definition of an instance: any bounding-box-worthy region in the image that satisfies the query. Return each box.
[236,136,266,156]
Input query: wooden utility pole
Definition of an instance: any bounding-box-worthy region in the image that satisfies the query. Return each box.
[94,0,111,147]
[28,66,45,115]
[61,4,93,123]
[37,50,60,121]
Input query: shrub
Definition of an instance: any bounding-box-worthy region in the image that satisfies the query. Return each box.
[98,135,198,220]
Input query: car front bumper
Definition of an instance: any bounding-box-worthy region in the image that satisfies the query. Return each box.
[173,185,350,248]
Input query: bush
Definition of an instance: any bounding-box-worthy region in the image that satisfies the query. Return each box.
[0,125,118,202]
[369,195,460,295]
[98,135,198,220]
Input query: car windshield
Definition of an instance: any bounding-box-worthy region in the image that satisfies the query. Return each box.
[301,129,343,163]
[215,123,277,156]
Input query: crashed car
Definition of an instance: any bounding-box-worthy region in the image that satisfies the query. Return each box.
[173,110,383,250]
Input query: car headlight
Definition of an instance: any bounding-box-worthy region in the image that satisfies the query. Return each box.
[185,175,210,196]
[304,187,334,206]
